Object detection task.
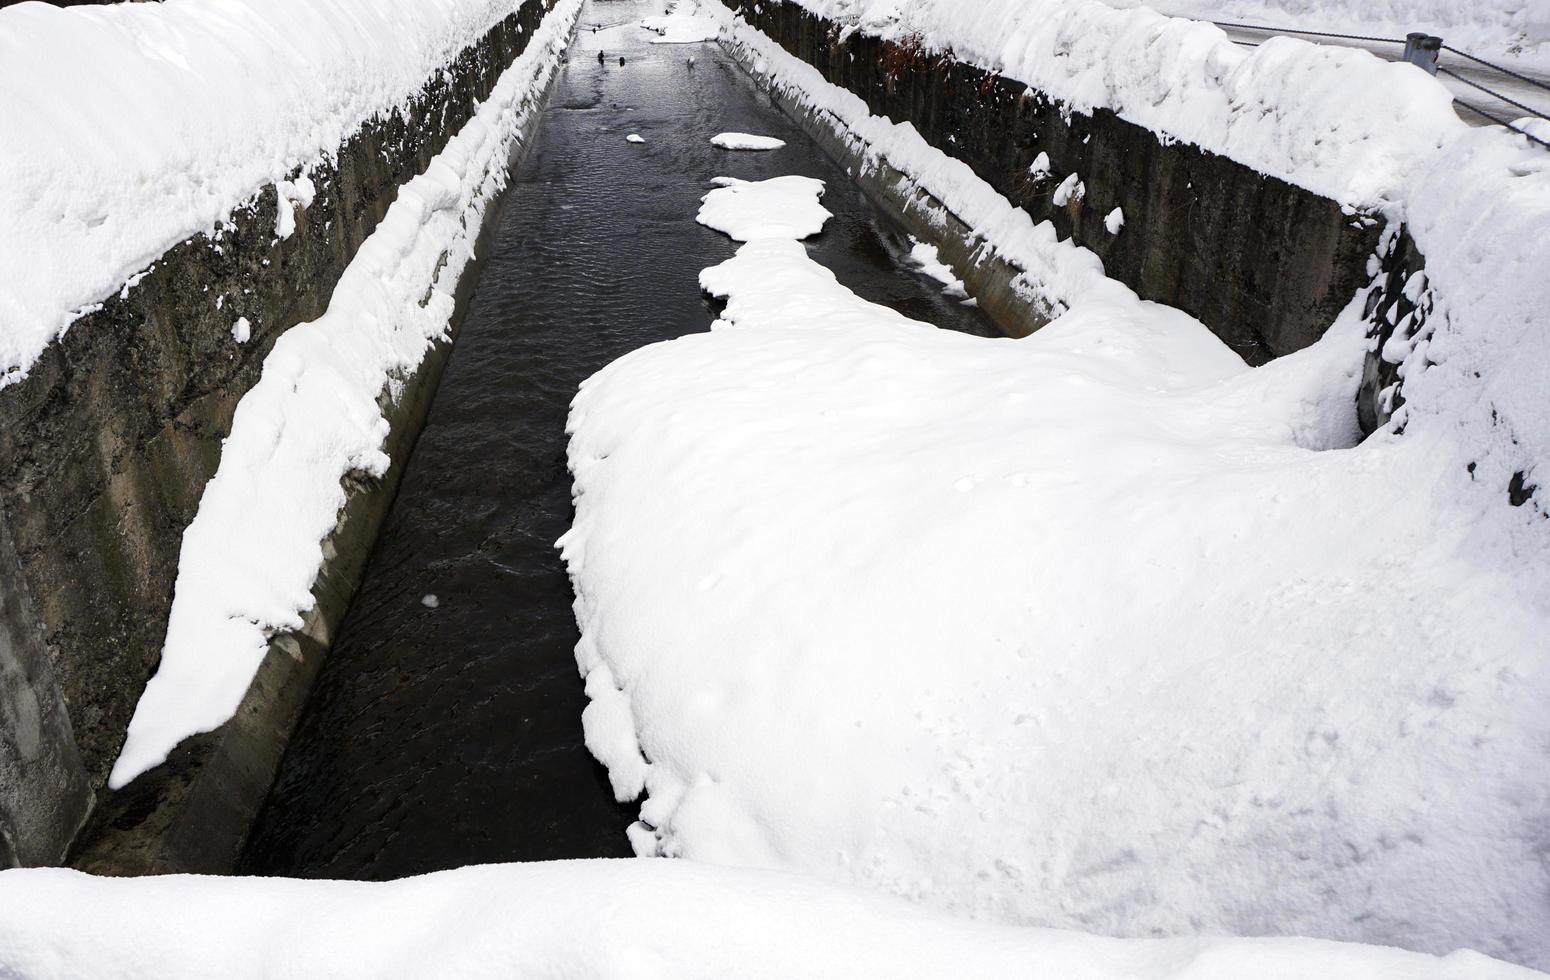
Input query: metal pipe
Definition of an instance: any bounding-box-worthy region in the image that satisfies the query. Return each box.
[1403,32,1442,75]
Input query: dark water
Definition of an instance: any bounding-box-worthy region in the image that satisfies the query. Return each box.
[240,0,997,879]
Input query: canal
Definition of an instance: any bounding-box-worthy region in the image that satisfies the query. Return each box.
[240,0,997,879]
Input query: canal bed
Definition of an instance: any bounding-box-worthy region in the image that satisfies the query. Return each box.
[241,0,998,879]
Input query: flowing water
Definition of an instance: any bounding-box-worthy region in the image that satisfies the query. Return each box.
[241,0,998,879]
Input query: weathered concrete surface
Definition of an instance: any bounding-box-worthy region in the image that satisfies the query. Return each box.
[0,0,558,869]
[0,517,90,867]
[717,0,1385,364]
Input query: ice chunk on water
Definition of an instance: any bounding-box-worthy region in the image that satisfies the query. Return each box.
[696,175,831,241]
[710,132,786,151]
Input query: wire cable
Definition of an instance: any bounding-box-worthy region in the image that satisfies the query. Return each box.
[1167,17,1403,44]
[1438,67,1550,121]
[1440,45,1550,94]
[1453,100,1550,148]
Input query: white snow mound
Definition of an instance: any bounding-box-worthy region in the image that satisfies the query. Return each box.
[696,175,832,241]
[563,140,1550,969]
[0,862,1539,980]
[711,132,788,151]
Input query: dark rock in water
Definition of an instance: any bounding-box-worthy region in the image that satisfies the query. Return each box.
[618,56,626,66]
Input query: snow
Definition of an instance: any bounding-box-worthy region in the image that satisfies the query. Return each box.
[764,0,1467,209]
[1104,206,1126,234]
[567,9,1550,969]
[1107,0,1550,74]
[711,132,788,151]
[906,236,968,296]
[0,0,546,389]
[106,0,583,789]
[421,594,441,610]
[694,175,832,241]
[0,862,1538,980]
[1051,172,1086,206]
[274,176,317,240]
[640,2,720,44]
[627,133,647,144]
[707,4,1139,320]
[565,185,1550,967]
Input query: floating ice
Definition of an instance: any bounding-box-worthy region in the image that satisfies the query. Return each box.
[711,132,787,151]
[695,175,831,242]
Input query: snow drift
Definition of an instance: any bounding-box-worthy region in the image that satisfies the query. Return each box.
[562,48,1550,965]
[0,861,1538,979]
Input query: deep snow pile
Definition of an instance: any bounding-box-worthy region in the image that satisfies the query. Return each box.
[2,863,1537,980]
[0,0,545,387]
[107,0,582,788]
[1108,0,1550,72]
[564,122,1550,969]
[767,0,1464,209]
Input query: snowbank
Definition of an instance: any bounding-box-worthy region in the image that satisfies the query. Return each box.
[0,0,535,386]
[760,0,1464,209]
[107,0,583,789]
[1376,119,1550,570]
[0,862,1538,979]
[564,79,1550,970]
[1107,0,1550,73]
